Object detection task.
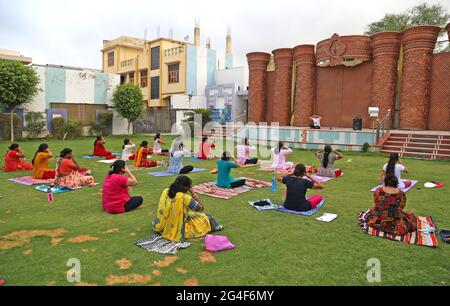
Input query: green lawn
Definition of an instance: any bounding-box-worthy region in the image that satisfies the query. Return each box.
[0,135,449,286]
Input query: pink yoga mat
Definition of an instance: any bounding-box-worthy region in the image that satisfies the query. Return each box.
[370,179,418,193]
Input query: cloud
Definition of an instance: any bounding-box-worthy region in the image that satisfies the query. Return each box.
[1,0,449,69]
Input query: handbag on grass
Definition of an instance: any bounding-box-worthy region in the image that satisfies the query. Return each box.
[205,234,235,252]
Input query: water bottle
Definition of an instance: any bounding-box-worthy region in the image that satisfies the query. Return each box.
[47,185,54,203]
[270,176,278,192]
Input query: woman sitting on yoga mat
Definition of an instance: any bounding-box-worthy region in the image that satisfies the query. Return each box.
[366,174,417,236]
[271,141,294,170]
[217,151,246,188]
[198,136,216,160]
[54,148,95,188]
[32,144,56,179]
[168,142,194,174]
[153,133,169,155]
[102,160,143,214]
[315,145,343,178]
[382,153,411,189]
[93,136,114,158]
[121,138,136,161]
[134,141,157,168]
[236,138,258,165]
[152,175,223,242]
[3,143,33,172]
[277,163,324,212]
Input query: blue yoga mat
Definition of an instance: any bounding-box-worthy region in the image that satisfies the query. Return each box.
[148,168,207,177]
[190,157,206,162]
[35,185,79,194]
[276,200,325,217]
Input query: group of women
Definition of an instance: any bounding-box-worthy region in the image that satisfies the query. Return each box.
[2,135,418,245]
[3,142,95,188]
[120,134,169,168]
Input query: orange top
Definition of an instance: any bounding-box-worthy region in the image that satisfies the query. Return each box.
[57,159,76,176]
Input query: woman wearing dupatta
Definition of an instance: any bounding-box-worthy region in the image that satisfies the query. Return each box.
[3,144,33,172]
[54,148,95,188]
[134,141,157,168]
[152,175,223,242]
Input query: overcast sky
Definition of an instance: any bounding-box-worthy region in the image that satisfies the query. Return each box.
[1,0,449,69]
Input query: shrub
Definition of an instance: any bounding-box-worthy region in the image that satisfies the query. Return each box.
[0,113,21,141]
[25,112,46,138]
[361,142,370,153]
[90,112,113,136]
[63,120,83,139]
[51,117,65,140]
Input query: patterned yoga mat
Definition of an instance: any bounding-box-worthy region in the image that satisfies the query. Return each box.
[358,210,438,248]
[192,178,272,200]
[136,234,190,255]
[9,176,55,186]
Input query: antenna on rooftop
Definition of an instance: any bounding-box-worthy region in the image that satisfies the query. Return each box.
[156,26,160,38]
[169,27,173,39]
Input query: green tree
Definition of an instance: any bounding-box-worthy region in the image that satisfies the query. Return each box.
[365,3,450,35]
[112,84,144,134]
[0,59,39,141]
[185,108,213,127]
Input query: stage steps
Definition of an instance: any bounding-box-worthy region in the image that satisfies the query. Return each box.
[211,124,243,140]
[381,133,450,160]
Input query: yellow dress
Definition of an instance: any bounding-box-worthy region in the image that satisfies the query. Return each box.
[152,188,212,242]
[32,152,53,179]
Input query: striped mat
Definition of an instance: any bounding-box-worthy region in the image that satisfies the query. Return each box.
[358,210,438,248]
[192,178,271,200]
[9,176,55,186]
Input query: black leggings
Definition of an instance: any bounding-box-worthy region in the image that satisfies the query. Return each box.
[124,196,143,212]
[244,158,258,165]
[230,179,246,189]
[179,165,194,174]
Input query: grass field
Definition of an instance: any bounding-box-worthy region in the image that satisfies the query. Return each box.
[0,135,449,286]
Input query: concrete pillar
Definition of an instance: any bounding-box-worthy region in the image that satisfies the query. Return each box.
[370,32,400,126]
[246,52,271,123]
[293,45,315,126]
[399,25,440,130]
[272,48,293,126]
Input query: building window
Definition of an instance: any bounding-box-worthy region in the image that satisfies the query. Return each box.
[168,63,179,84]
[120,74,126,85]
[129,72,135,84]
[140,69,148,88]
[108,51,114,67]
[151,76,159,99]
[151,46,160,70]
